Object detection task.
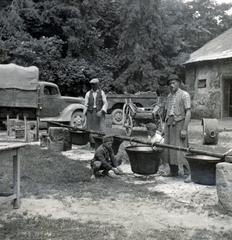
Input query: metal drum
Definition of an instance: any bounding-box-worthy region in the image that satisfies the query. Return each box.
[93,135,123,155]
[185,154,223,185]
[70,130,89,145]
[125,145,161,175]
[202,118,219,145]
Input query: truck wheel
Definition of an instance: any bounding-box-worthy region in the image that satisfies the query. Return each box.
[70,111,85,128]
[111,109,123,125]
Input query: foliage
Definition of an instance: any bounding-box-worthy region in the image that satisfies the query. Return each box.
[0,0,232,96]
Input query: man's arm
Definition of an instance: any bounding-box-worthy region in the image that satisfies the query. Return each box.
[183,109,191,131]
[101,90,108,113]
[83,92,89,115]
[109,147,118,168]
[180,92,191,139]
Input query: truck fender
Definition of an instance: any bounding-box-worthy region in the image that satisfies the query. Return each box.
[58,104,86,122]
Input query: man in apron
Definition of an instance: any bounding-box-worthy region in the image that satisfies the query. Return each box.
[163,74,191,183]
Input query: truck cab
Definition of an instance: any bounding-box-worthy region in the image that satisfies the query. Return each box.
[38,82,86,128]
[38,82,63,118]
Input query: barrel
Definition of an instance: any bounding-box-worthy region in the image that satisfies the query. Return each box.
[125,145,161,175]
[185,154,223,185]
[202,118,219,145]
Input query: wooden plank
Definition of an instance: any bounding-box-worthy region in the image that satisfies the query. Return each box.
[12,151,20,209]
[0,143,27,151]
[6,114,10,137]
[0,89,38,108]
[0,194,17,205]
[24,115,28,142]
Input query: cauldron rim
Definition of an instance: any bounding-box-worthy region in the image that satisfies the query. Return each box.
[125,145,160,153]
[70,130,89,135]
[185,153,222,162]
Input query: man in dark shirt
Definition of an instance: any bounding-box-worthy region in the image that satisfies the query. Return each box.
[90,135,123,179]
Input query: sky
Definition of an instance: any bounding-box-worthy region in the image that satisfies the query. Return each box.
[184,0,232,3]
[216,0,232,3]
[184,0,232,14]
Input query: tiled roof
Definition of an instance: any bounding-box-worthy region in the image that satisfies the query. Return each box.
[185,27,232,64]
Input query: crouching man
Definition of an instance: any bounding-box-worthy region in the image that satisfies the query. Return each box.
[90,135,123,179]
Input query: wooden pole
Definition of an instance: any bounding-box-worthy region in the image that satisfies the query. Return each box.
[48,121,105,136]
[24,115,28,142]
[6,114,10,137]
[48,121,226,159]
[114,135,224,159]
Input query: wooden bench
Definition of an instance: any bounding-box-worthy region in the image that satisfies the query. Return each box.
[0,143,26,209]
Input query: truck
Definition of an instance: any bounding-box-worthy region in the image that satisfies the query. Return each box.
[0,64,86,129]
[107,92,158,125]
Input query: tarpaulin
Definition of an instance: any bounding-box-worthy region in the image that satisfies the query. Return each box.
[0,63,38,90]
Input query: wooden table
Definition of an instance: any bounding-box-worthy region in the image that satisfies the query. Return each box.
[0,143,26,209]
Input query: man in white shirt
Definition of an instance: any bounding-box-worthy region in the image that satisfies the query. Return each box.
[146,122,164,147]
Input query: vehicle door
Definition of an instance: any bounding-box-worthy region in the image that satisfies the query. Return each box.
[39,84,63,117]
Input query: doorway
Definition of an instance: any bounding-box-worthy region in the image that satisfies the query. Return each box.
[222,77,232,117]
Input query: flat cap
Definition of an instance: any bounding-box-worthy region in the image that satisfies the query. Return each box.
[90,78,99,84]
[168,74,180,83]
[102,135,114,143]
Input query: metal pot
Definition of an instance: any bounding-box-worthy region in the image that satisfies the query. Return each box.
[92,135,123,155]
[70,130,89,145]
[185,154,223,185]
[125,145,161,175]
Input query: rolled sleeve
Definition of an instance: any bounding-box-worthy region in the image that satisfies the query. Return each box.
[101,90,108,113]
[84,91,90,108]
[183,92,191,110]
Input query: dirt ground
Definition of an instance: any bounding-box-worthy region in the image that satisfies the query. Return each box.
[0,120,232,240]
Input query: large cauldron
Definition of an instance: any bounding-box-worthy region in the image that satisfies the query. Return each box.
[125,145,161,175]
[185,154,223,185]
[70,130,89,145]
[92,135,123,155]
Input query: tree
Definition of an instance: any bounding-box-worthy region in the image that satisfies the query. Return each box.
[114,0,166,93]
[0,0,232,96]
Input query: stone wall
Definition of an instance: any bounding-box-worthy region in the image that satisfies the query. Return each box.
[185,59,232,119]
[216,162,232,214]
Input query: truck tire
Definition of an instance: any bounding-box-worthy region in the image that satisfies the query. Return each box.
[70,110,85,128]
[111,108,123,125]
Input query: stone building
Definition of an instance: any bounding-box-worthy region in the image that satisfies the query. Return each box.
[184,27,232,119]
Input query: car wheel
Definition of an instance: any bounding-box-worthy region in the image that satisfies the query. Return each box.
[70,111,85,128]
[111,108,123,125]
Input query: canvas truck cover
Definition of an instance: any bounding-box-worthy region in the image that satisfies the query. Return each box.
[0,64,39,108]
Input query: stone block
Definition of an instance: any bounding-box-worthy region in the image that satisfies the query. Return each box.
[48,127,64,142]
[216,162,232,214]
[48,127,72,151]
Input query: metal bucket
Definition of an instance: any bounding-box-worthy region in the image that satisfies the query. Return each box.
[70,130,89,145]
[202,118,219,145]
[185,154,223,185]
[92,135,123,155]
[125,145,161,175]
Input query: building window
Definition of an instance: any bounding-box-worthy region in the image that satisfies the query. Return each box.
[198,79,207,88]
